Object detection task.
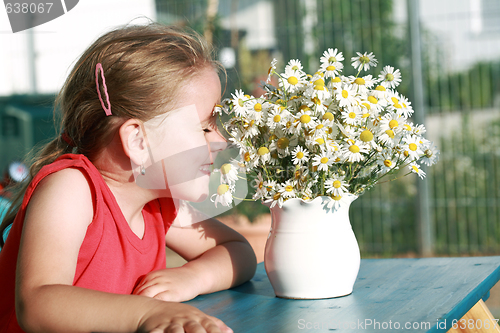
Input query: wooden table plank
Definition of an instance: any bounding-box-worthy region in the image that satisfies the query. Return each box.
[187,257,500,332]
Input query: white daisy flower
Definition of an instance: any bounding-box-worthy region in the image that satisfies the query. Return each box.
[378,113,405,136]
[231,89,249,117]
[409,162,426,179]
[246,99,266,124]
[377,150,398,174]
[281,67,307,94]
[341,105,363,126]
[325,193,345,211]
[266,105,288,129]
[351,51,378,72]
[378,65,402,89]
[252,173,267,200]
[294,108,318,131]
[285,59,304,73]
[321,62,344,79]
[320,48,345,66]
[278,179,297,199]
[219,163,239,185]
[270,129,298,158]
[267,58,278,83]
[349,74,376,94]
[372,85,390,100]
[402,135,424,161]
[325,174,349,197]
[341,139,370,163]
[256,145,271,165]
[312,151,334,172]
[389,92,413,118]
[265,191,284,208]
[335,84,359,108]
[211,184,233,207]
[291,145,310,165]
[421,143,440,166]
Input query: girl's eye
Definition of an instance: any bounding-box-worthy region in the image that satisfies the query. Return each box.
[203,128,212,133]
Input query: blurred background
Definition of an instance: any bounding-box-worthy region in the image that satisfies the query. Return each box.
[1,0,500,311]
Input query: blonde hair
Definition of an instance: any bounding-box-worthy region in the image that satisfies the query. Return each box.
[0,22,219,246]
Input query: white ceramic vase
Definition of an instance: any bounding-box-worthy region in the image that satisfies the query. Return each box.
[264,194,360,299]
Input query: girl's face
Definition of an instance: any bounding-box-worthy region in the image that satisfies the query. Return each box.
[137,67,225,202]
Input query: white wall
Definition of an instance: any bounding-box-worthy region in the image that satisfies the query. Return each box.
[0,0,156,96]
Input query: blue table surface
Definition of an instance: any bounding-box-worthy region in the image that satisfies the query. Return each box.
[187,256,500,333]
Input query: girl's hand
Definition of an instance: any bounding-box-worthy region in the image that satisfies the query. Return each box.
[133,267,201,302]
[138,301,232,333]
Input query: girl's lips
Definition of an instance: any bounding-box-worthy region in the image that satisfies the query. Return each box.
[199,164,213,175]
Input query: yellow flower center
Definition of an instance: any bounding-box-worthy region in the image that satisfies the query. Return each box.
[385,129,395,139]
[391,97,399,104]
[332,194,342,201]
[254,103,262,112]
[323,112,334,121]
[384,159,392,167]
[368,96,378,104]
[257,147,269,155]
[404,124,412,131]
[316,124,324,129]
[316,138,325,145]
[296,151,304,159]
[258,181,263,189]
[273,192,281,200]
[354,78,366,85]
[412,165,419,173]
[238,99,244,107]
[332,77,341,83]
[285,185,293,192]
[314,78,325,86]
[217,184,229,195]
[328,56,337,63]
[273,115,281,122]
[409,143,418,151]
[300,114,311,123]
[425,149,433,158]
[288,76,299,85]
[312,97,321,105]
[244,152,251,162]
[342,90,349,98]
[389,120,399,129]
[386,73,394,81]
[220,164,232,174]
[362,113,370,118]
[362,103,371,110]
[292,65,299,71]
[320,157,329,164]
[286,121,292,128]
[269,134,277,141]
[333,180,341,188]
[349,145,360,153]
[359,55,370,63]
[375,85,386,91]
[360,130,373,142]
[326,65,336,71]
[314,85,324,91]
[348,112,356,119]
[277,137,290,149]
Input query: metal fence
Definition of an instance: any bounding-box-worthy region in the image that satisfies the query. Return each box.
[156,0,500,256]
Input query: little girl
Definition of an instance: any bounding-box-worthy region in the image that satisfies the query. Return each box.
[0,22,257,333]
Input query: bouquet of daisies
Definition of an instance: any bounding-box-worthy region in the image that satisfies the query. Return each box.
[211,49,439,209]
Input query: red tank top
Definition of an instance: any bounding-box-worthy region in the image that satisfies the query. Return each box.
[0,154,177,332]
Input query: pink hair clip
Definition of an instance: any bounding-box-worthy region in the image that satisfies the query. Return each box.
[95,63,112,116]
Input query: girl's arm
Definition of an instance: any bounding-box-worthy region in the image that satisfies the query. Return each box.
[16,169,230,333]
[133,201,257,302]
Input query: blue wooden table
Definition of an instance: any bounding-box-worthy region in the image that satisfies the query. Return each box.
[187,257,500,332]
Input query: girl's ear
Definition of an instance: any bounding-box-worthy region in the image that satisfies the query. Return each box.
[119,119,148,168]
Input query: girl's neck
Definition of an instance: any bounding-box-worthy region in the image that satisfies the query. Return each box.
[93,146,157,238]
